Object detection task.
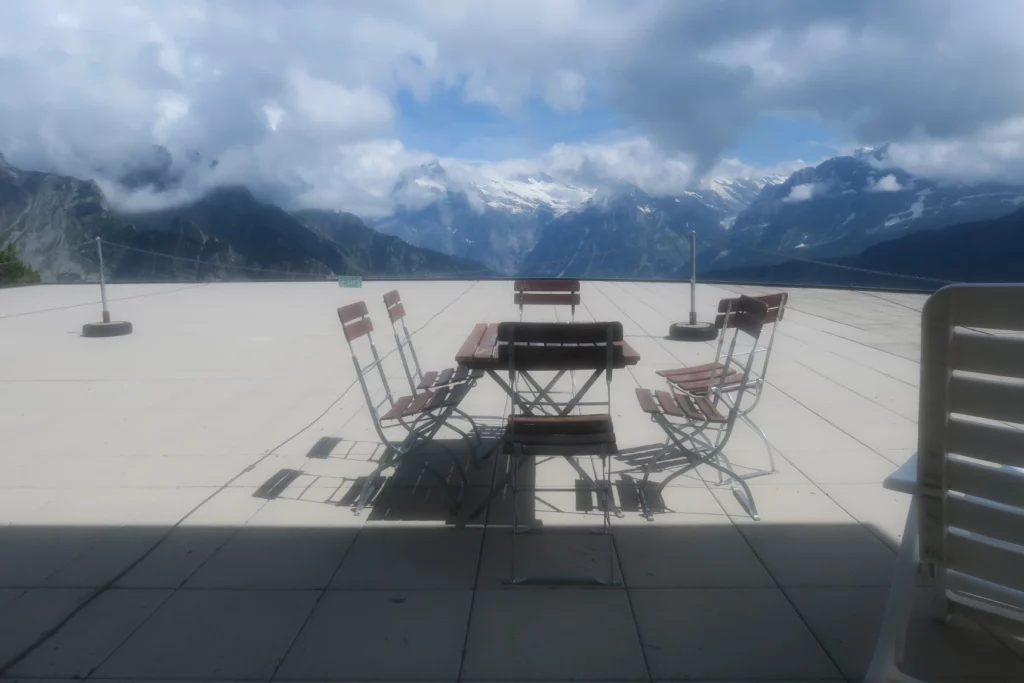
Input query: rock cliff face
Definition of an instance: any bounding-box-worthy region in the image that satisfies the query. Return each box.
[0,155,485,282]
[520,187,734,279]
[294,209,490,279]
[0,154,117,280]
[370,161,567,275]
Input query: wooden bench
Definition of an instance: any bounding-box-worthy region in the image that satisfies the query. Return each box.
[514,279,581,320]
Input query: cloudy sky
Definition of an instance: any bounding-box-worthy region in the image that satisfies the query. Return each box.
[2,0,1024,215]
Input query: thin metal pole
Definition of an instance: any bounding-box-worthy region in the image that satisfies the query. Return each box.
[96,237,110,323]
[689,230,697,325]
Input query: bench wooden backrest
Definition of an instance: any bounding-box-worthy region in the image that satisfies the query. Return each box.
[513,279,582,309]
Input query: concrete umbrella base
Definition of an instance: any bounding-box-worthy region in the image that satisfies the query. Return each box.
[82,320,133,337]
[667,321,717,342]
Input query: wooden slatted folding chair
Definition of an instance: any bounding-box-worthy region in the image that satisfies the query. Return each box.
[636,295,769,521]
[657,292,788,483]
[514,279,581,321]
[383,289,485,394]
[500,321,620,585]
[337,301,477,515]
[865,284,1024,682]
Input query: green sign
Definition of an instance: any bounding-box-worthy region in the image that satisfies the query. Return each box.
[338,275,363,288]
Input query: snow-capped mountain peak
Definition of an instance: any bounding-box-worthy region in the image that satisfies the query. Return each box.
[391,161,456,209]
[391,160,594,216]
[853,143,892,165]
[474,175,594,216]
[703,175,787,209]
[390,159,784,220]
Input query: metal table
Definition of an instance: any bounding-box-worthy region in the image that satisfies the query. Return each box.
[455,322,640,416]
[456,322,641,520]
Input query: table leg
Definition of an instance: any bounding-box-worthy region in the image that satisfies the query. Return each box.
[487,369,537,416]
[557,369,603,416]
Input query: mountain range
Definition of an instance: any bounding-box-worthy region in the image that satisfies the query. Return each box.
[373,160,784,277]
[3,144,1024,287]
[712,146,1024,272]
[0,152,484,282]
[706,205,1024,289]
[372,149,1024,285]
[370,161,589,274]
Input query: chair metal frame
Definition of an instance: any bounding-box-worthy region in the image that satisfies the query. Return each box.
[865,284,1024,683]
[660,292,788,485]
[639,296,769,521]
[337,301,480,515]
[383,289,484,397]
[501,321,621,586]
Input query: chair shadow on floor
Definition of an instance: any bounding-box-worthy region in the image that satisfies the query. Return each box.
[615,442,692,477]
[254,433,505,524]
[613,442,704,514]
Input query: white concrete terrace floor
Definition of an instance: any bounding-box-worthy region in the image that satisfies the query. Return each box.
[0,280,1022,683]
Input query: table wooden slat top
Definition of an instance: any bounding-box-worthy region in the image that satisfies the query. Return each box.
[474,324,502,361]
[455,322,641,369]
[455,323,489,364]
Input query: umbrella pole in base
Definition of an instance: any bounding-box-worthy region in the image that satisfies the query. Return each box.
[668,231,717,342]
[82,237,133,338]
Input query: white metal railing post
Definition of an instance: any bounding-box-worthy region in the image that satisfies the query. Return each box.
[689,230,697,325]
[96,237,110,323]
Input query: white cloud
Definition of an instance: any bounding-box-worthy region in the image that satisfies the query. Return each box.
[543,70,588,112]
[783,183,816,202]
[707,156,815,183]
[2,0,1024,217]
[884,116,1024,184]
[867,174,904,192]
[309,135,699,216]
[286,69,393,130]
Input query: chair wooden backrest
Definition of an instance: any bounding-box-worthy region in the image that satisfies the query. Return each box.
[514,279,581,320]
[496,321,624,371]
[707,295,769,424]
[383,290,424,394]
[917,284,1024,626]
[497,321,622,417]
[337,301,394,439]
[711,292,788,384]
[714,292,787,328]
